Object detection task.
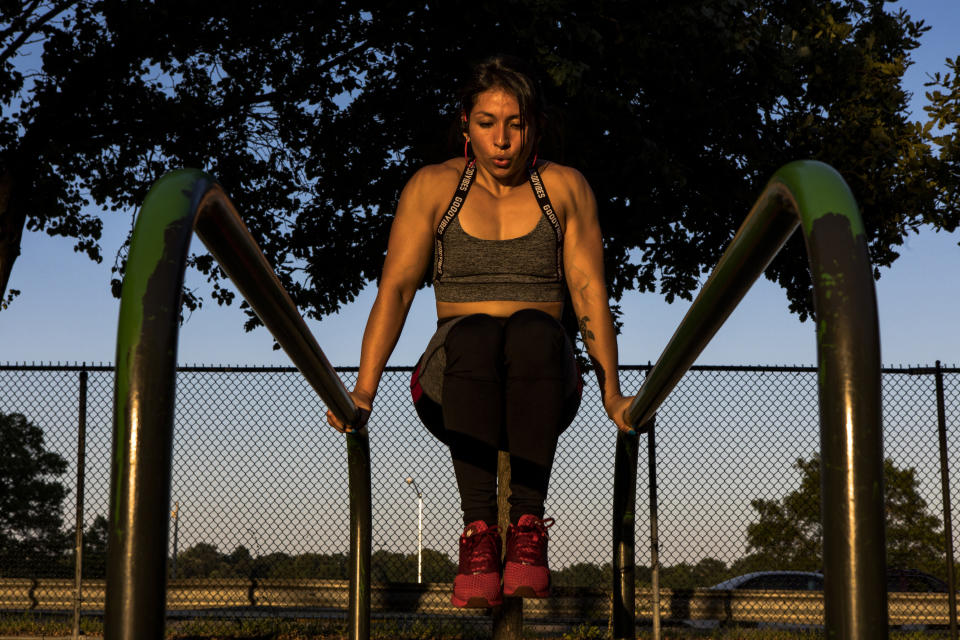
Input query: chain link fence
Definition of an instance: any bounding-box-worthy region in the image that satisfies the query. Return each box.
[0,362,957,629]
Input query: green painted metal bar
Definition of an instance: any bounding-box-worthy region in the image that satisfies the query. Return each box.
[106,169,366,640]
[622,160,886,638]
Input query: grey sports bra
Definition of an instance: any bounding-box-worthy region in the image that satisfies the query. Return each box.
[432,161,565,303]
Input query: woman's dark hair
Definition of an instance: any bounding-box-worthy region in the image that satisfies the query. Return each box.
[459,55,547,144]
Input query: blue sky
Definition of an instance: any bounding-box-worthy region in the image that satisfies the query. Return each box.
[1,0,958,369]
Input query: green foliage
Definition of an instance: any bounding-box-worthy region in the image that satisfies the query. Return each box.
[79,514,108,579]
[660,557,731,590]
[562,623,607,640]
[0,412,68,577]
[174,542,235,579]
[921,56,960,230]
[421,547,458,583]
[169,543,455,582]
[553,561,613,587]
[1,1,957,323]
[745,454,948,576]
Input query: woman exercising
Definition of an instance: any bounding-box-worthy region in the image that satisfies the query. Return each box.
[327,55,634,608]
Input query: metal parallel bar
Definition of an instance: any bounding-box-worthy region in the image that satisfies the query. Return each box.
[106,169,362,640]
[624,188,798,430]
[72,367,88,640]
[347,433,371,640]
[612,430,639,640]
[624,160,886,639]
[935,361,959,639]
[192,194,356,422]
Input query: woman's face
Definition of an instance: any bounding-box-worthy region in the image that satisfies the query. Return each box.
[465,86,535,180]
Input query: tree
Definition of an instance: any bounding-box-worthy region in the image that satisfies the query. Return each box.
[81,514,108,579]
[745,454,946,576]
[421,548,457,583]
[174,542,232,579]
[660,558,730,590]
[553,561,612,588]
[0,412,68,577]
[2,1,957,322]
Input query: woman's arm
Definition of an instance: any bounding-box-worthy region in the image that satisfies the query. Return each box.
[559,167,635,433]
[327,166,440,432]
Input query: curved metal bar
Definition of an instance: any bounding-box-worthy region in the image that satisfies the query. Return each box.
[622,160,886,638]
[105,169,364,640]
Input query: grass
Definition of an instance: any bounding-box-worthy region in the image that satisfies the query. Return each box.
[0,613,954,639]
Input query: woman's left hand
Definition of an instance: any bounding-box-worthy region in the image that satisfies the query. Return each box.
[604,393,638,436]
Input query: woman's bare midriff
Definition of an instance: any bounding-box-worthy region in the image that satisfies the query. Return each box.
[436,300,563,321]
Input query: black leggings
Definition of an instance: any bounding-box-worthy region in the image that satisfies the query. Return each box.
[412,309,581,526]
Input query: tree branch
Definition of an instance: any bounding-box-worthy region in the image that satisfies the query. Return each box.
[0,170,25,305]
[0,0,82,68]
[0,0,43,45]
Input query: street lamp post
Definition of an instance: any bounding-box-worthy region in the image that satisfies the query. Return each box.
[170,501,180,579]
[405,477,423,584]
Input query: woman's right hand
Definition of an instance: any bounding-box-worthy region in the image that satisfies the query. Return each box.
[326,390,373,434]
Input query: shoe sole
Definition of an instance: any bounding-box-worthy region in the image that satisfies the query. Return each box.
[503,561,550,598]
[502,585,550,598]
[451,594,502,608]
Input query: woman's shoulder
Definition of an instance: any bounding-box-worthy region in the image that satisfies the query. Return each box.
[395,159,469,222]
[405,158,469,193]
[537,161,594,210]
[537,160,589,188]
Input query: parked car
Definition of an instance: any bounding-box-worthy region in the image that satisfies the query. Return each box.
[886,568,948,593]
[685,569,951,630]
[709,570,824,592]
[709,568,949,593]
[682,571,826,630]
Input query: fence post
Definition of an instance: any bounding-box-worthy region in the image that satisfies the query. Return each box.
[72,365,88,640]
[935,360,958,639]
[647,419,660,640]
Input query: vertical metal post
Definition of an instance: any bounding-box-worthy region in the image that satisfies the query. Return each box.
[935,361,958,639]
[494,451,522,640]
[807,213,886,639]
[347,433,371,640]
[647,420,661,640]
[73,367,88,640]
[612,428,639,640]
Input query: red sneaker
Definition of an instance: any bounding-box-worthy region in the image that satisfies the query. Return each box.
[503,515,554,598]
[451,520,503,608]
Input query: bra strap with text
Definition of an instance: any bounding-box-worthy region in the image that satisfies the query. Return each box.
[434,160,476,278]
[528,167,564,281]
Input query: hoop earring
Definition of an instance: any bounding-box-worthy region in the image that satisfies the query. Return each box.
[464,139,471,161]
[530,150,538,168]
